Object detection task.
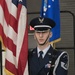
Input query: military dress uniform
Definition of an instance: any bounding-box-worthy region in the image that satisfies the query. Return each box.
[28,46,69,75]
[28,17,69,75]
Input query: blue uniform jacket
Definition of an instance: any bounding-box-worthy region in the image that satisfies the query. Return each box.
[28,46,69,75]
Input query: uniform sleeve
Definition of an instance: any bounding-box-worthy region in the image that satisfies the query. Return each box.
[53,51,69,75]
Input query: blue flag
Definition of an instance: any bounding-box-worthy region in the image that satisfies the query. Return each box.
[40,0,61,43]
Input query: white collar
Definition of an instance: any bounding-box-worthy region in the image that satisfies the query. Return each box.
[37,45,50,58]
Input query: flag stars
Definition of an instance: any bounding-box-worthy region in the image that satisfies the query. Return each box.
[48,5,51,8]
[52,0,54,2]
[43,13,46,16]
[43,6,47,12]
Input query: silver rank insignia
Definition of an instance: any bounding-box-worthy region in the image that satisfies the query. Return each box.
[61,62,69,70]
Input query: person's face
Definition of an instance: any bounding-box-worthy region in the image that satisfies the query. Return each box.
[34,29,52,45]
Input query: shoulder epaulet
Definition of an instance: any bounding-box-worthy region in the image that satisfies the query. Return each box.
[29,49,34,52]
[28,48,35,57]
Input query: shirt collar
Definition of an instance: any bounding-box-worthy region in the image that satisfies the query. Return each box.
[37,45,50,58]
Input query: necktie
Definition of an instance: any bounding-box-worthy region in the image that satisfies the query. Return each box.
[38,51,43,65]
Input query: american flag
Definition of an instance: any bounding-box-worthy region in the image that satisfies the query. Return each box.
[0,0,28,75]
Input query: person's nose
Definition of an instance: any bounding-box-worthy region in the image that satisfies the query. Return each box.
[39,32,43,37]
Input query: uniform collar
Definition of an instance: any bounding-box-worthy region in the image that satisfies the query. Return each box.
[37,45,50,58]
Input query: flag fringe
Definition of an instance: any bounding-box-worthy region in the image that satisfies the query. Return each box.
[0,36,6,50]
[50,38,61,48]
[50,38,61,44]
[4,68,14,75]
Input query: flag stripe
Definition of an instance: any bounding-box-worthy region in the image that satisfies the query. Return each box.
[16,3,28,74]
[7,25,17,45]
[0,24,7,47]
[9,15,18,33]
[0,0,10,25]
[7,37,16,56]
[0,6,8,37]
[18,21,28,74]
[9,2,18,33]
[17,4,22,21]
[16,4,27,68]
[5,59,17,75]
[23,62,29,75]
[10,2,18,19]
[16,4,23,68]
[5,48,16,66]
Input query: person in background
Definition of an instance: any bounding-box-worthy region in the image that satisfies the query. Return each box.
[28,17,69,75]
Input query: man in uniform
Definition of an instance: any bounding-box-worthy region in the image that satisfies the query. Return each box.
[28,17,69,75]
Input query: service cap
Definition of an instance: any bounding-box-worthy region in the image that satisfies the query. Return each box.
[29,17,55,31]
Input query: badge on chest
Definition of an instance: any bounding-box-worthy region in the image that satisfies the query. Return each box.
[45,61,52,68]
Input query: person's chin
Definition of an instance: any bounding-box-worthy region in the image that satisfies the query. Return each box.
[39,42,45,45]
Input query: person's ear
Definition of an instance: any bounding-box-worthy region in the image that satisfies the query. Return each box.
[49,32,52,38]
[34,33,36,40]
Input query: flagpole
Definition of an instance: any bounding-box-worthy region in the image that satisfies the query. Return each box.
[0,41,3,75]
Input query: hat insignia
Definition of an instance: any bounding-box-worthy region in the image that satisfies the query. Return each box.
[39,18,44,23]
